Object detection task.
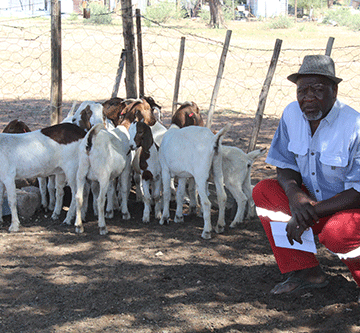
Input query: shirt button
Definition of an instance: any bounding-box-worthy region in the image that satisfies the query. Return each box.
[311,152,315,156]
[316,189,319,193]
[312,172,315,175]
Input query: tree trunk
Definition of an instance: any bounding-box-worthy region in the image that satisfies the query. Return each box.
[120,0,137,99]
[208,0,224,28]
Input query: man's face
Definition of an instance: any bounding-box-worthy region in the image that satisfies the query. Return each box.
[296,75,338,121]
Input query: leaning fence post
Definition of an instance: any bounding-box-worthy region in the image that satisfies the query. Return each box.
[247,38,282,153]
[206,30,232,129]
[111,50,125,98]
[325,37,335,56]
[172,37,186,115]
[50,0,62,125]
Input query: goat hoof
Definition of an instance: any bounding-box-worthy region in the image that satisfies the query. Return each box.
[229,221,240,228]
[201,231,212,239]
[8,225,19,233]
[75,226,84,234]
[189,206,197,215]
[215,225,225,234]
[105,211,114,219]
[174,215,184,223]
[99,226,108,235]
[41,206,49,213]
[51,213,60,220]
[142,217,150,223]
[159,217,169,225]
[62,219,72,226]
[122,212,131,220]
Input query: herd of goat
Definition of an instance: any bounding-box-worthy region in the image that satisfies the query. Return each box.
[0,97,266,239]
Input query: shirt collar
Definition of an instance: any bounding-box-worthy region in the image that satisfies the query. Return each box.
[323,99,340,125]
[300,99,340,126]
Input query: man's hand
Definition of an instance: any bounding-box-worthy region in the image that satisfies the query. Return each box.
[287,187,319,230]
[277,168,319,230]
[286,217,307,245]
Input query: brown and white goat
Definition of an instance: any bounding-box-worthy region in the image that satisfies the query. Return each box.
[129,120,162,223]
[0,123,87,232]
[2,120,51,213]
[119,98,168,201]
[119,98,168,145]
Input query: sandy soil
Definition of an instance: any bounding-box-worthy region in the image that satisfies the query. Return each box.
[1,103,360,333]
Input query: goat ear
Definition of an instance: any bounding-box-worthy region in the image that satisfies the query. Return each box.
[79,105,92,131]
[141,125,153,152]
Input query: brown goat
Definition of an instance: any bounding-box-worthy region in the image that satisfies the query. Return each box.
[141,96,162,113]
[119,98,157,129]
[102,97,125,127]
[3,119,31,133]
[171,101,204,128]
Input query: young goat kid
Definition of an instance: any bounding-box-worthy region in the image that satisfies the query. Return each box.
[159,124,230,239]
[129,120,162,223]
[221,146,266,227]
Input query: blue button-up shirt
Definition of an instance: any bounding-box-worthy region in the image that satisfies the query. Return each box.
[266,100,360,201]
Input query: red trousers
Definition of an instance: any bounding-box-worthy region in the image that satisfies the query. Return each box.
[252,179,360,287]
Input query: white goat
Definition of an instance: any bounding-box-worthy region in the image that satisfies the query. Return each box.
[52,101,117,220]
[0,123,87,232]
[75,123,131,235]
[129,120,162,223]
[221,146,267,227]
[159,124,230,239]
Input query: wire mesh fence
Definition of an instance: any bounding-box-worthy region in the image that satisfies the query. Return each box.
[1,12,360,132]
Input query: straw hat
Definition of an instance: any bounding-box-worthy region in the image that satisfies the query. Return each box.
[287,55,342,84]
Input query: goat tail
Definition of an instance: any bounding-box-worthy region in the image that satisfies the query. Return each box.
[212,123,231,154]
[85,123,105,154]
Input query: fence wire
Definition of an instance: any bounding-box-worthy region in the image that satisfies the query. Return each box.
[1,13,360,131]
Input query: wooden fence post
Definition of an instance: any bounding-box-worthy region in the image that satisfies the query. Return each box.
[136,9,144,97]
[247,38,282,153]
[172,37,185,115]
[206,30,232,129]
[121,0,137,99]
[50,0,62,125]
[325,37,335,56]
[111,50,126,98]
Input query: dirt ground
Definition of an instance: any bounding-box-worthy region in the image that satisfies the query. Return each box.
[1,102,360,333]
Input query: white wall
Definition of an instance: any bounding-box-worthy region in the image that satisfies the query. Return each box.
[247,0,287,18]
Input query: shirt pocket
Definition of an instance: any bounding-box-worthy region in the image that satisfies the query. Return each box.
[320,153,348,183]
[288,141,308,156]
[288,141,308,171]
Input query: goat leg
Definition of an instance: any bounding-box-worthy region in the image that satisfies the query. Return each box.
[4,179,21,232]
[174,178,186,223]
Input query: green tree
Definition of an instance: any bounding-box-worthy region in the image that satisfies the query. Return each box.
[289,0,324,11]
